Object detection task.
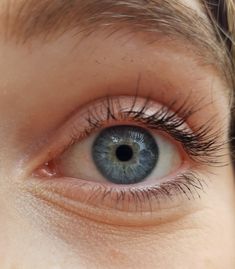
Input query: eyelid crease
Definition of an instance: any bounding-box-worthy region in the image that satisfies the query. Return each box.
[61,95,228,167]
[25,94,229,180]
[25,94,227,221]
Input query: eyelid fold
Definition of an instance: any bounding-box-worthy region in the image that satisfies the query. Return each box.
[31,95,226,177]
[20,94,228,224]
[31,96,189,174]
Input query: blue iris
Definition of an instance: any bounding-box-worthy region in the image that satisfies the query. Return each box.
[92,125,158,184]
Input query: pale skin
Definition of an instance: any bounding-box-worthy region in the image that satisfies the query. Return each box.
[0,0,234,269]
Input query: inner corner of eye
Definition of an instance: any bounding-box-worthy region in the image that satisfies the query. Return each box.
[32,159,58,178]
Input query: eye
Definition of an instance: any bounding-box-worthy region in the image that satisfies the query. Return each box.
[30,95,222,225]
[57,125,181,185]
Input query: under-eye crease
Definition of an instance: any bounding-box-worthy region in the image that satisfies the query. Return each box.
[30,95,226,217]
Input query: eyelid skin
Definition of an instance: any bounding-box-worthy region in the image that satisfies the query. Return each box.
[27,96,183,173]
[24,171,206,227]
[19,95,226,227]
[0,28,230,177]
[29,95,226,176]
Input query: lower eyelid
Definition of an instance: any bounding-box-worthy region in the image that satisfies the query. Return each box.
[26,94,219,226]
[24,171,206,226]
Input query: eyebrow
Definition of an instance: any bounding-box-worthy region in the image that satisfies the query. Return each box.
[0,0,219,46]
[0,0,232,88]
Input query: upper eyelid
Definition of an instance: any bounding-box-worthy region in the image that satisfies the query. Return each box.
[26,95,228,179]
[79,96,227,163]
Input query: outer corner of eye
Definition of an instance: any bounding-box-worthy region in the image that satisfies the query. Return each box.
[28,150,60,179]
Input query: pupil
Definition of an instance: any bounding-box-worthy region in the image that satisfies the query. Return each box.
[116,145,133,162]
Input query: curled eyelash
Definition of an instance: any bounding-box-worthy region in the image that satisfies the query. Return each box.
[32,94,228,211]
[79,95,228,166]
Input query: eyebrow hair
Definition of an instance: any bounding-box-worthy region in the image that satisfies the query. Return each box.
[0,0,233,88]
[0,1,220,47]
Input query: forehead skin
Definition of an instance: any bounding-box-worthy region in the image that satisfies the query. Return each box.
[0,1,234,269]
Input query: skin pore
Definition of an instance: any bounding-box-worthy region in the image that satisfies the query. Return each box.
[0,0,234,268]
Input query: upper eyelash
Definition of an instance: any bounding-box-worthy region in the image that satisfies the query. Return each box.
[31,94,225,208]
[78,95,228,166]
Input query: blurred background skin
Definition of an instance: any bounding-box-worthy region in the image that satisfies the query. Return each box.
[0,0,234,268]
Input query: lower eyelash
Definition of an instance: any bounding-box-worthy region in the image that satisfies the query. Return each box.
[28,170,207,214]
[100,171,206,208]
[30,94,226,215]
